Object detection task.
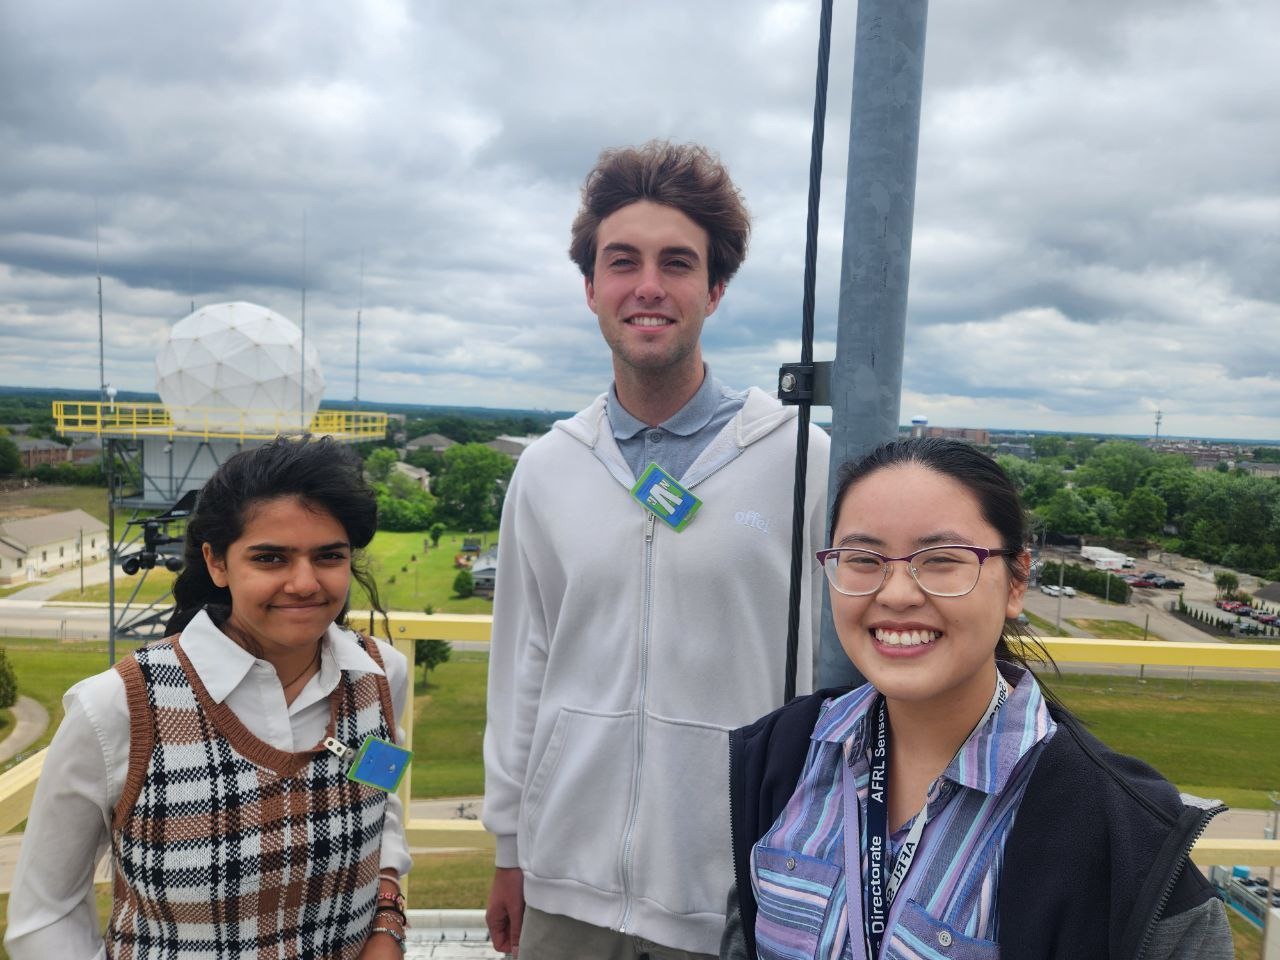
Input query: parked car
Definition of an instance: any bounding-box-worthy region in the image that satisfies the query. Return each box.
[1255,613,1278,625]
[1040,584,1061,597]
[1128,577,1157,588]
[1060,586,1076,597]
[1158,577,1184,589]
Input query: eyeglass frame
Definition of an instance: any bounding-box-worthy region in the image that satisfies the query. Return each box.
[815,544,1022,598]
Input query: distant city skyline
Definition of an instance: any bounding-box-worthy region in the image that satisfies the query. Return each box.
[2,2,1277,440]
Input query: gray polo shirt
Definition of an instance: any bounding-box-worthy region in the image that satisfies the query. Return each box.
[606,368,748,482]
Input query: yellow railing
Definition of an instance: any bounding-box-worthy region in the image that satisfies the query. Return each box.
[4,627,1280,868]
[52,400,388,442]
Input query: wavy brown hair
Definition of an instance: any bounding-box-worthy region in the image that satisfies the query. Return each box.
[569,140,751,289]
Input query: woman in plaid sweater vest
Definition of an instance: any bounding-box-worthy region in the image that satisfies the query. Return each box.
[7,438,412,959]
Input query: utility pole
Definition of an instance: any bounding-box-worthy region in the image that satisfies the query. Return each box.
[1054,551,1065,633]
[820,0,931,686]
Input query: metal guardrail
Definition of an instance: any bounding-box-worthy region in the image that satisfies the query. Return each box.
[3,628,1280,869]
[51,400,388,442]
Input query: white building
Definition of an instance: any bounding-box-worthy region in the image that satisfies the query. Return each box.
[0,509,108,584]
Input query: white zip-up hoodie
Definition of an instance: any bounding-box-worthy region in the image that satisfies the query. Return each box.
[483,387,830,954]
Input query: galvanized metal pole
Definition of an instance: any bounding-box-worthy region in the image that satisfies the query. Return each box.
[819,0,931,687]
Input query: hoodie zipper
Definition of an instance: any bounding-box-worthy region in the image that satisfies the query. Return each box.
[1133,802,1226,960]
[618,510,657,934]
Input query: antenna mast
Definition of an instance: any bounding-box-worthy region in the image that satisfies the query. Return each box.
[96,202,106,403]
[1154,409,1163,438]
[354,249,364,407]
[299,212,308,430]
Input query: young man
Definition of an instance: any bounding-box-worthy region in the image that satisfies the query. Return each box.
[483,141,830,960]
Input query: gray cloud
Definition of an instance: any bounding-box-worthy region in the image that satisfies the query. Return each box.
[0,0,1277,439]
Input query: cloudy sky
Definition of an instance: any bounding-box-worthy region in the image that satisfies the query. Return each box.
[2,0,1277,440]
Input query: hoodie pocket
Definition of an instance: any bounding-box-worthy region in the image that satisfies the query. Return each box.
[751,845,842,960]
[628,715,734,918]
[520,707,636,892]
[885,899,1000,960]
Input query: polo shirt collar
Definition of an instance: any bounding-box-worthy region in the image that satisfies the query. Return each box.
[606,364,722,440]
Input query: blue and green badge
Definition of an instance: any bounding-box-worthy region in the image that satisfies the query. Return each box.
[324,735,412,792]
[630,463,702,532]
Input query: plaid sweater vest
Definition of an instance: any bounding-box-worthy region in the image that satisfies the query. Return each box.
[107,635,396,960]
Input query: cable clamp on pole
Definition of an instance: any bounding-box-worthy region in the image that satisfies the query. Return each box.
[778,361,832,405]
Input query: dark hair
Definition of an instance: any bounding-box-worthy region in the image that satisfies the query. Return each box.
[829,437,1060,683]
[568,140,751,288]
[166,436,385,638]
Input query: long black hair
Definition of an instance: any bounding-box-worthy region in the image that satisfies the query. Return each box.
[166,436,385,636]
[829,436,1061,688]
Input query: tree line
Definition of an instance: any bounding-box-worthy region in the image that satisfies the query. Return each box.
[997,437,1280,580]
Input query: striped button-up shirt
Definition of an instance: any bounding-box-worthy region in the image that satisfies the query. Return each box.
[750,664,1057,960]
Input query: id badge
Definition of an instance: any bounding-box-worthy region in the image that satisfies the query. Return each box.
[324,735,412,793]
[630,463,702,532]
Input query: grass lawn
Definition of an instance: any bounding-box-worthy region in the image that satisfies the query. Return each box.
[1226,906,1262,959]
[1067,618,1168,643]
[0,708,11,741]
[1052,672,1280,809]
[0,484,110,524]
[1020,609,1059,635]
[411,651,488,797]
[0,640,144,770]
[350,529,497,615]
[53,570,175,604]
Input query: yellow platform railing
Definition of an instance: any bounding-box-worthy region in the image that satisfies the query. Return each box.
[3,626,1279,869]
[52,400,388,442]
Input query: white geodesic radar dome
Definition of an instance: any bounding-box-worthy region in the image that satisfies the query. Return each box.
[155,302,325,431]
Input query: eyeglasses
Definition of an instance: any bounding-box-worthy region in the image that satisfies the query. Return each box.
[815,545,1019,598]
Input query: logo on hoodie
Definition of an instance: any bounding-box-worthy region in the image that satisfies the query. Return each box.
[734,510,770,533]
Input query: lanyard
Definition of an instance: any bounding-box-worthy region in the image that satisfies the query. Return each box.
[857,673,1009,958]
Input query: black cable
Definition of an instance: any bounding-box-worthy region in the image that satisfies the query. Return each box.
[784,0,835,704]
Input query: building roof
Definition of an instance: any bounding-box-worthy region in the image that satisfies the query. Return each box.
[406,433,456,451]
[0,508,107,551]
[15,437,68,451]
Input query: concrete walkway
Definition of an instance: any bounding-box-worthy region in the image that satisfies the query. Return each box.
[0,695,50,763]
[1,559,112,603]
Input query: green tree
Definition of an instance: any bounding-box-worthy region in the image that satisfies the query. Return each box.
[1077,486,1123,536]
[365,448,399,483]
[1213,570,1238,597]
[453,569,475,598]
[434,444,514,529]
[429,522,446,547]
[377,493,435,531]
[1030,435,1069,461]
[1035,489,1098,536]
[996,456,1064,508]
[1122,487,1167,539]
[413,638,452,682]
[0,648,17,709]
[0,436,19,476]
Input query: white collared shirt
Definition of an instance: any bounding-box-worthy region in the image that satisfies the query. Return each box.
[5,610,412,959]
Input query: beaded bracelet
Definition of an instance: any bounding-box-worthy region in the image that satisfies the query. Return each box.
[376,890,407,913]
[371,924,406,954]
[375,905,408,926]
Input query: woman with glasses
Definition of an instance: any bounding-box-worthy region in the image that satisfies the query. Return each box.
[720,438,1230,960]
